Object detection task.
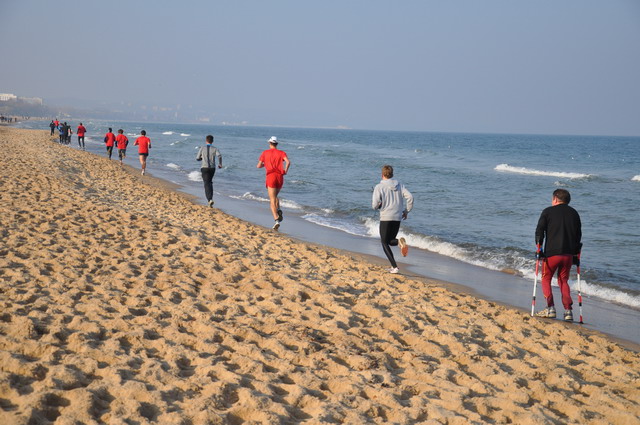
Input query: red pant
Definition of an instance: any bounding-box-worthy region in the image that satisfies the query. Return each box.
[541,255,573,310]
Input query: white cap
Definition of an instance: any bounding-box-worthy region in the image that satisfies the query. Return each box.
[268,136,278,143]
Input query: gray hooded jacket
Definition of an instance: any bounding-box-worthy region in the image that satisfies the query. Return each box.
[372,178,414,221]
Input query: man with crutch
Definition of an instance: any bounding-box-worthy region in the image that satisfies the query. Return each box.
[534,189,582,322]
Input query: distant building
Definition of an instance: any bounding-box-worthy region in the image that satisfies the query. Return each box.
[0,93,17,101]
[19,97,43,105]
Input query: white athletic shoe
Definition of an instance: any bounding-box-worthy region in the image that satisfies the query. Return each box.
[208,200,214,208]
[389,267,399,274]
[273,220,281,230]
[141,170,145,176]
[399,237,408,257]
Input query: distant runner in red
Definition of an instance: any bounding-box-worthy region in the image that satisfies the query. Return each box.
[134,130,151,175]
[257,136,290,230]
[115,129,129,167]
[77,123,87,150]
[104,128,116,159]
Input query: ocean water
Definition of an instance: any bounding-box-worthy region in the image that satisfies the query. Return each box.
[23,120,640,309]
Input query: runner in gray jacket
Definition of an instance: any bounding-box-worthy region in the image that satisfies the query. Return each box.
[196,135,222,207]
[372,165,414,273]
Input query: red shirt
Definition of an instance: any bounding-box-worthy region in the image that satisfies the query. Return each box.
[116,134,129,150]
[135,136,151,154]
[259,148,288,175]
[104,132,116,147]
[77,125,86,136]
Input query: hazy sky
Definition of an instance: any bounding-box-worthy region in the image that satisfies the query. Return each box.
[1,0,639,135]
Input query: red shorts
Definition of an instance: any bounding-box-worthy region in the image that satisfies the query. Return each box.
[266,173,283,189]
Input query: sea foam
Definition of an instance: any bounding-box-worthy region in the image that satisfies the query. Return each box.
[495,164,591,179]
[166,163,181,170]
[632,175,640,182]
[187,171,202,182]
[231,192,303,210]
[162,131,174,135]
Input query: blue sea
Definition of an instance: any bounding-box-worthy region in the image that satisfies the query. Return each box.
[21,120,640,310]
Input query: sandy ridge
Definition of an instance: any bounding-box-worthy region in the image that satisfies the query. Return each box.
[0,127,639,424]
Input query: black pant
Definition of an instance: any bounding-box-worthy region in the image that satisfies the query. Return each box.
[380,220,401,268]
[106,146,113,159]
[201,167,216,201]
[78,136,85,148]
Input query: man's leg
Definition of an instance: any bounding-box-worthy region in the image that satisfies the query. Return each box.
[380,221,401,268]
[555,255,574,311]
[139,155,147,174]
[267,186,281,220]
[201,168,215,202]
[541,257,561,307]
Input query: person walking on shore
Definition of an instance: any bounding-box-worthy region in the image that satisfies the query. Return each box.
[372,165,413,274]
[134,130,151,175]
[534,188,582,322]
[257,136,290,230]
[59,122,68,144]
[77,123,86,150]
[115,129,129,167]
[196,135,223,207]
[49,120,56,135]
[104,128,116,159]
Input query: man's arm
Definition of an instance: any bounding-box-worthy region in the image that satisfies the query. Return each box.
[283,156,290,174]
[403,186,414,214]
[535,211,547,247]
[372,186,382,210]
[256,160,264,168]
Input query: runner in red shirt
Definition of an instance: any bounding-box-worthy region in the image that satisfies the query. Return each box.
[257,136,290,230]
[134,130,151,175]
[104,128,116,159]
[77,123,87,150]
[115,129,129,167]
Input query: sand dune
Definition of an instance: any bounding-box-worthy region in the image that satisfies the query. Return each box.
[1,126,639,424]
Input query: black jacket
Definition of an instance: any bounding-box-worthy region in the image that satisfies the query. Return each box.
[535,203,582,257]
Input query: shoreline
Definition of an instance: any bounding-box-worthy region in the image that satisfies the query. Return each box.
[2,127,639,424]
[160,154,640,350]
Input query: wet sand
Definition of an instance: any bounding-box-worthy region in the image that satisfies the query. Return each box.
[1,127,639,424]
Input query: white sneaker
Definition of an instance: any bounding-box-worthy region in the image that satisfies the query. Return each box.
[141,170,145,176]
[273,220,281,230]
[389,267,399,274]
[208,200,214,208]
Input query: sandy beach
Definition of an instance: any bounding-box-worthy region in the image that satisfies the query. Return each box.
[1,126,639,424]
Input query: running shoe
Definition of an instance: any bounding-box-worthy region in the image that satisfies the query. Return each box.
[564,310,573,322]
[389,267,399,274]
[399,237,408,257]
[273,220,281,230]
[208,200,214,208]
[141,170,145,176]
[277,209,283,222]
[535,306,556,318]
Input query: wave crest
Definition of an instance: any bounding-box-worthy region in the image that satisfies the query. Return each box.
[495,164,591,179]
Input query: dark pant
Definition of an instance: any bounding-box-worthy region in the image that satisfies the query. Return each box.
[106,146,113,159]
[201,167,216,201]
[380,220,401,268]
[78,136,85,148]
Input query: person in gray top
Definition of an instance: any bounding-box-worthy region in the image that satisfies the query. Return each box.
[372,165,414,273]
[196,135,222,207]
